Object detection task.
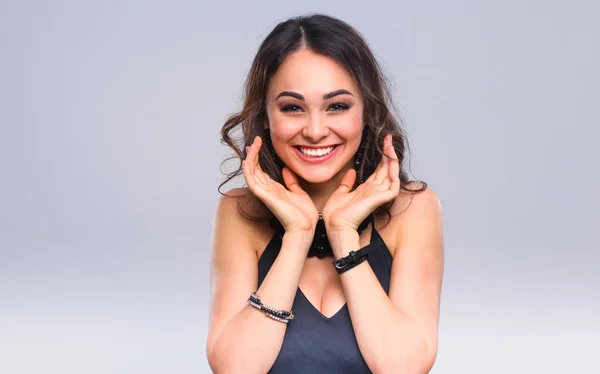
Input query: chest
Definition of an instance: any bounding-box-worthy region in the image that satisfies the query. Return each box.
[296,222,395,319]
[267,288,373,373]
[256,228,393,373]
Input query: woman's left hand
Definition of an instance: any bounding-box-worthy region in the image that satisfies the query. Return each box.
[322,134,400,234]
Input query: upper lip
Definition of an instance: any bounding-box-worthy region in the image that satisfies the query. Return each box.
[294,144,339,149]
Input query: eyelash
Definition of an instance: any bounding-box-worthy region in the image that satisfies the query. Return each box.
[280,102,351,113]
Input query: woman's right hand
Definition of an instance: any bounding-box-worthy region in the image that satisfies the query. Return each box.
[243,135,319,235]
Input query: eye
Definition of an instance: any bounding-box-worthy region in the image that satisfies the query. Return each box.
[327,102,351,112]
[280,104,303,113]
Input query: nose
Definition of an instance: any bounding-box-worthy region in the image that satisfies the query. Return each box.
[302,113,329,142]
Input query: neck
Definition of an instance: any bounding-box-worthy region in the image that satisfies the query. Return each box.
[298,160,354,212]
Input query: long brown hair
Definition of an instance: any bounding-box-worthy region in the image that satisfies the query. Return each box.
[219,14,426,225]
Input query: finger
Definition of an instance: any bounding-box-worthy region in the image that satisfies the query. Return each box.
[245,138,266,186]
[375,157,389,185]
[387,134,398,161]
[387,140,401,193]
[248,136,267,184]
[255,138,276,185]
[374,148,390,185]
[366,152,385,183]
[389,170,400,196]
[334,168,356,194]
[282,167,304,193]
[243,160,264,196]
[245,139,257,172]
[379,136,395,189]
[254,136,263,163]
[381,162,391,190]
[367,135,393,184]
[250,136,261,165]
[256,161,271,185]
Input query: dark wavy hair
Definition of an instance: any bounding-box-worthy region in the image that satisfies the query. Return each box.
[218,13,426,225]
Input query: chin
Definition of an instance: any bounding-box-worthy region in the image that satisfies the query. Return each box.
[298,173,335,184]
[294,165,346,185]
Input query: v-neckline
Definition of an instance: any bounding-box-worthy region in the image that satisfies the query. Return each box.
[294,220,381,322]
[297,287,348,321]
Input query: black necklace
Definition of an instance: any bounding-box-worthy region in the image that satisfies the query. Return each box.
[268,213,373,259]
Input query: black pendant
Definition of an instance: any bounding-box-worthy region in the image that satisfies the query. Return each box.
[268,214,373,259]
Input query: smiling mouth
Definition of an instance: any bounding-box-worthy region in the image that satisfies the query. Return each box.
[294,145,339,157]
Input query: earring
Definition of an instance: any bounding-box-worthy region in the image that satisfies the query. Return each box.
[354,127,368,183]
[263,128,286,170]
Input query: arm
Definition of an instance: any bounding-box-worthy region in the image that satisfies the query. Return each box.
[206,190,313,374]
[329,188,444,374]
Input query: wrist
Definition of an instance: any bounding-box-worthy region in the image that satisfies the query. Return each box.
[282,229,315,249]
[327,229,360,258]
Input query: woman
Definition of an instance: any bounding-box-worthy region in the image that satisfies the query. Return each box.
[206,14,444,374]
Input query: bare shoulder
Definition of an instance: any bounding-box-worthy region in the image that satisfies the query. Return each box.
[391,182,443,249]
[211,187,259,266]
[213,187,269,254]
[391,182,442,216]
[374,182,442,256]
[214,187,251,236]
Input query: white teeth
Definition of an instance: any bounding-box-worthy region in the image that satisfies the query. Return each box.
[299,146,335,157]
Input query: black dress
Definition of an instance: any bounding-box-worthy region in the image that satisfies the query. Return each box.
[257,215,393,373]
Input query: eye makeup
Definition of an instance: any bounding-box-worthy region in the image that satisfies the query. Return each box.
[280,104,302,113]
[327,102,351,112]
[279,101,352,114]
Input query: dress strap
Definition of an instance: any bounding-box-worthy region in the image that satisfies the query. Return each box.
[369,216,385,246]
[268,215,285,238]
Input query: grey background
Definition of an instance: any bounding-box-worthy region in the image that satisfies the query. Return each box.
[1,0,598,373]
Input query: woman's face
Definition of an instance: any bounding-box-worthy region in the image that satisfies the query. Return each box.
[265,49,364,185]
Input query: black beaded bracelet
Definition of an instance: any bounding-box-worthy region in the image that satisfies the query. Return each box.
[248,292,294,323]
[250,293,292,318]
[332,242,377,274]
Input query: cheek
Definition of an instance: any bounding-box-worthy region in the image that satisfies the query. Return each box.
[331,111,363,139]
[269,123,296,142]
[267,124,296,154]
[268,114,301,140]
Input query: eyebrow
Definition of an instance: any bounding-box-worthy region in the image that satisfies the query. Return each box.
[275,89,354,101]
